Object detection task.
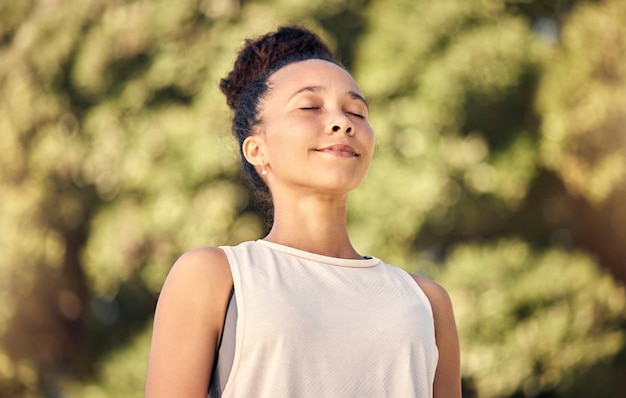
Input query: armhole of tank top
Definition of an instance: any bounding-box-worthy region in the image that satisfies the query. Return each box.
[398,268,440,367]
[209,245,244,397]
[208,286,234,397]
[398,268,436,326]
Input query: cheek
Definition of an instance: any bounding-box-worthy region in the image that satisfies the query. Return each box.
[363,126,376,152]
[264,127,310,163]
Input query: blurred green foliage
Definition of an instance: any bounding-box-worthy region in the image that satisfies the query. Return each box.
[441,240,625,397]
[1,0,625,397]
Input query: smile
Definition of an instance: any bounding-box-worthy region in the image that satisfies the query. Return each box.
[315,144,359,157]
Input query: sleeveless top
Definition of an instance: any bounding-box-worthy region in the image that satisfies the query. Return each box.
[210,240,438,397]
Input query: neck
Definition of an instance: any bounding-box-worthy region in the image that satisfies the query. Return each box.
[264,193,361,259]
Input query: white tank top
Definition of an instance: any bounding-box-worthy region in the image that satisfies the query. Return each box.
[213,240,438,397]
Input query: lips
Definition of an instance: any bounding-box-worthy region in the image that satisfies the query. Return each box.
[315,144,359,157]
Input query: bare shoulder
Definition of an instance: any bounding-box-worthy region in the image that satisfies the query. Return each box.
[160,247,231,296]
[172,246,231,275]
[168,246,230,282]
[154,246,233,323]
[154,246,233,329]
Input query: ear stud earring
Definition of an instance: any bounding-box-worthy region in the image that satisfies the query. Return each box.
[261,162,267,175]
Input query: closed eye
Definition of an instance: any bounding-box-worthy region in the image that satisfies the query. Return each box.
[347,111,365,119]
[300,107,320,110]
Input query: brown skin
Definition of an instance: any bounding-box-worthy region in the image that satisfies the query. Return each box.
[145,60,461,397]
[145,248,232,397]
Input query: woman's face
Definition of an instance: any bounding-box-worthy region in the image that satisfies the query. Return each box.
[251,59,375,198]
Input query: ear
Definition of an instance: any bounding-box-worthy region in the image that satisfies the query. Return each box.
[242,134,266,167]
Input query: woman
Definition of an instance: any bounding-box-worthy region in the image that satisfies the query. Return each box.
[145,26,460,398]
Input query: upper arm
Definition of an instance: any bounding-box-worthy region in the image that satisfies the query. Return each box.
[145,247,233,398]
[411,274,461,398]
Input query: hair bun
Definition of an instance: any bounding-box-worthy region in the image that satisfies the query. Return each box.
[220,26,334,110]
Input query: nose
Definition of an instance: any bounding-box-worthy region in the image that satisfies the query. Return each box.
[327,116,354,136]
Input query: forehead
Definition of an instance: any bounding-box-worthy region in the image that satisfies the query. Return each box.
[267,59,363,96]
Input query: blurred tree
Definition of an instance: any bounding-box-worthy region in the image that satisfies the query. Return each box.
[537,0,626,281]
[438,239,626,397]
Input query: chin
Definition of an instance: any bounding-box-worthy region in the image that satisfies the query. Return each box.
[319,177,365,193]
[290,169,367,194]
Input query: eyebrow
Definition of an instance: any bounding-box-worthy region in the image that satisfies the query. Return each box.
[289,85,369,109]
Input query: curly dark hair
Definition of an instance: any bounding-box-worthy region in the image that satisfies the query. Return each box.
[220,26,343,225]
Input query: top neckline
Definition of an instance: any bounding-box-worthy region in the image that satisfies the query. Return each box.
[255,240,380,268]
